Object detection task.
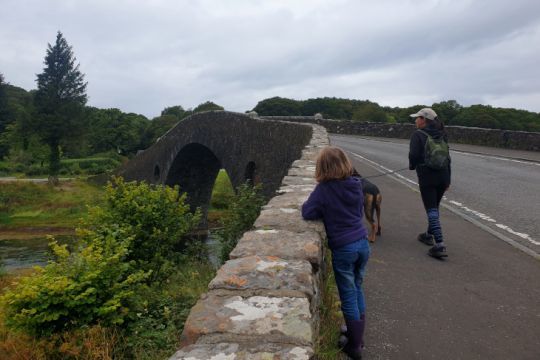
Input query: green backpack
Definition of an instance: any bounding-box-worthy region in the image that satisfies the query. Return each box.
[418,130,449,170]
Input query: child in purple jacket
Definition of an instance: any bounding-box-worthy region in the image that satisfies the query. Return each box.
[302,146,369,360]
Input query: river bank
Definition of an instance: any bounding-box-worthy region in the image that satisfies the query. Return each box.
[0,226,75,240]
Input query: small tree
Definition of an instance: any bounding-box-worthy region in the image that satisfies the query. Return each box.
[34,31,87,184]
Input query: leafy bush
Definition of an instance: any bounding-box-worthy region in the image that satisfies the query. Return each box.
[1,232,149,337]
[216,183,264,263]
[0,161,10,175]
[63,157,121,175]
[24,163,47,176]
[80,177,202,283]
[120,261,215,359]
[1,177,202,339]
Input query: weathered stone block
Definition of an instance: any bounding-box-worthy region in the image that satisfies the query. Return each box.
[300,149,320,161]
[170,342,313,360]
[264,191,311,210]
[229,229,322,266]
[208,255,314,299]
[254,208,325,235]
[287,166,316,177]
[291,159,315,168]
[281,175,317,186]
[276,184,316,195]
[181,295,313,347]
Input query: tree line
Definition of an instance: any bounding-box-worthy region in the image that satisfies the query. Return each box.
[252,97,540,132]
[0,32,223,181]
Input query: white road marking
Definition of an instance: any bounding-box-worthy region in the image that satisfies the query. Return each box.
[351,152,418,186]
[451,150,540,166]
[350,151,539,251]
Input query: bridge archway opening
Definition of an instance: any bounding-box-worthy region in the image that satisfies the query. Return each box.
[165,143,221,221]
[244,161,258,185]
[209,169,234,213]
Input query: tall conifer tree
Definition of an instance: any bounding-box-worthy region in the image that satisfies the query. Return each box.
[0,73,9,158]
[34,31,87,183]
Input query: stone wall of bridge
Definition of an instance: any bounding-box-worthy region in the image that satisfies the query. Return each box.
[170,124,329,359]
[262,116,540,151]
[117,111,314,225]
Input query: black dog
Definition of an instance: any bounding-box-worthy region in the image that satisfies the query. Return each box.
[353,169,382,243]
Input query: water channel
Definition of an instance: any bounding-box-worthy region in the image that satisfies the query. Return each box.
[0,231,221,272]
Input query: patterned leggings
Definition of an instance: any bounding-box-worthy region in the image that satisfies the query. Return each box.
[420,185,446,244]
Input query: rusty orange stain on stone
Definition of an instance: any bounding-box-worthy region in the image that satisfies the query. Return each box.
[225,275,248,287]
[304,243,317,253]
[266,255,280,261]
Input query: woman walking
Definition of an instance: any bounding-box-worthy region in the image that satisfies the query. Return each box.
[409,107,451,259]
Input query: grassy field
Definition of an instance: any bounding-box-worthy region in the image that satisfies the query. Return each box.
[0,180,105,238]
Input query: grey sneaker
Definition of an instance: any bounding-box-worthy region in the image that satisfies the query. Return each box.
[428,245,448,259]
[418,232,434,246]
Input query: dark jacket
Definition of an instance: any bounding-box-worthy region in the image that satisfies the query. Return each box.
[409,125,451,187]
[302,176,368,250]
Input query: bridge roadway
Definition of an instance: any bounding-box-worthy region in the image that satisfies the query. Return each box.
[330,134,539,359]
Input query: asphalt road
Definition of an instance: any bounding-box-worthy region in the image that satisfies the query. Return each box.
[331,134,540,257]
[327,135,540,359]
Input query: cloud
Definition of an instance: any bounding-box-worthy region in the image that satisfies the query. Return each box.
[1,0,539,117]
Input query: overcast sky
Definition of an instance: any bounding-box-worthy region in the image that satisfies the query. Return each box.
[1,0,540,118]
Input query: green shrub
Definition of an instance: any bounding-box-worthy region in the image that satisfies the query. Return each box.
[80,177,202,283]
[13,163,26,173]
[60,157,121,175]
[1,232,149,337]
[0,161,11,174]
[120,261,216,359]
[216,183,264,263]
[24,163,47,176]
[58,167,70,176]
[1,177,202,339]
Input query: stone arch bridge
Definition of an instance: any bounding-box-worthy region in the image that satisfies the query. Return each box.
[118,111,313,217]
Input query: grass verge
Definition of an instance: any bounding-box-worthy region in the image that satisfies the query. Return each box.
[315,250,347,359]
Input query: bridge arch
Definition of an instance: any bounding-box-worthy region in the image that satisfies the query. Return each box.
[118,111,313,223]
[165,143,222,215]
[244,161,258,184]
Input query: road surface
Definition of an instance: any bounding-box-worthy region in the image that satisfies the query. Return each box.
[331,134,540,258]
[327,134,540,359]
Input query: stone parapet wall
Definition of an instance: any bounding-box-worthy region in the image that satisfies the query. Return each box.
[170,124,329,359]
[262,116,540,151]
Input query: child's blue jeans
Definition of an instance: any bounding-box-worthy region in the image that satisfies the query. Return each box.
[331,238,370,321]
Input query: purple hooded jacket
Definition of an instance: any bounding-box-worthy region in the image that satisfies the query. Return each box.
[302,176,368,250]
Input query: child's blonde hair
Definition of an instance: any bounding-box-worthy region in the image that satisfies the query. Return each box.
[315,146,354,182]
